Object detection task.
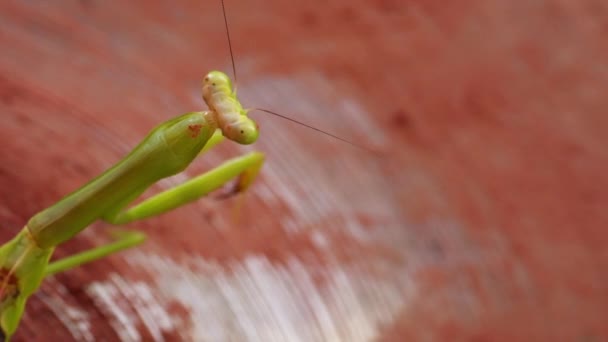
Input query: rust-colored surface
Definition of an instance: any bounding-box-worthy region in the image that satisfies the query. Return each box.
[1,0,607,341]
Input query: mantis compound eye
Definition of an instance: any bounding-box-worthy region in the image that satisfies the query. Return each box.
[203,71,232,90]
[226,118,258,145]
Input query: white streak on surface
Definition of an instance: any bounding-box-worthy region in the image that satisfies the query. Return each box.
[39,279,94,342]
[87,278,142,342]
[104,251,416,342]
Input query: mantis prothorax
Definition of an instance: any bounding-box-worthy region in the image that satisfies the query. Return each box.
[0,0,368,340]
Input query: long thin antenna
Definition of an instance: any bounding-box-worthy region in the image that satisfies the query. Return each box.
[251,108,373,153]
[221,0,237,83]
[220,1,372,154]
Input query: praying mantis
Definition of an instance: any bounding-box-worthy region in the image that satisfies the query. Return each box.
[0,1,369,340]
[0,71,263,340]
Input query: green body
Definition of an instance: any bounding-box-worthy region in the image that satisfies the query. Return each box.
[28,111,213,249]
[0,97,265,340]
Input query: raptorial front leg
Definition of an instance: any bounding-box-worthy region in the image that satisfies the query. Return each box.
[104,151,265,225]
[43,132,264,275]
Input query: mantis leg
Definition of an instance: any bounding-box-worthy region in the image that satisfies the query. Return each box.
[105,151,265,225]
[44,148,264,274]
[43,134,264,276]
[44,230,145,276]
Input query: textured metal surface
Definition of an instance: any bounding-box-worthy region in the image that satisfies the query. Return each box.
[0,0,606,341]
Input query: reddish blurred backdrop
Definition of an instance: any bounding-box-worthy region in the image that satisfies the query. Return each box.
[0,0,606,341]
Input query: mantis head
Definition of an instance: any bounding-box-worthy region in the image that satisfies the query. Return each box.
[202,71,259,145]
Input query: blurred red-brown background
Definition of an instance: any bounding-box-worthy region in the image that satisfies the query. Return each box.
[1,0,607,341]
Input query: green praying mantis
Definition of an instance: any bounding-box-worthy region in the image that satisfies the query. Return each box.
[0,1,369,340]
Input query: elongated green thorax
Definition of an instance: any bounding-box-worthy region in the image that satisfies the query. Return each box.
[27,111,217,249]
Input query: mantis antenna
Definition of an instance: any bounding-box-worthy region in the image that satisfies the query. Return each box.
[219,0,373,153]
[250,108,374,152]
[221,0,237,83]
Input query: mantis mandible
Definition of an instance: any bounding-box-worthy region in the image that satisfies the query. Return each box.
[0,1,368,340]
